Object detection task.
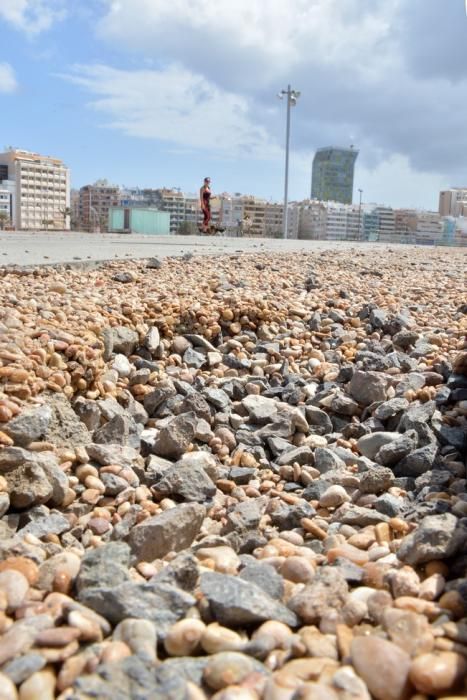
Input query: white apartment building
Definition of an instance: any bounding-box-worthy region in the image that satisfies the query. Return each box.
[415,212,443,243]
[298,200,327,239]
[0,149,70,230]
[439,188,467,217]
[0,181,14,228]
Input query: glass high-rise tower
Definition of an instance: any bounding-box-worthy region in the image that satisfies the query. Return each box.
[311,146,358,204]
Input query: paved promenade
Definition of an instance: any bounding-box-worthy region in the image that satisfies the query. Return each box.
[0,231,462,267]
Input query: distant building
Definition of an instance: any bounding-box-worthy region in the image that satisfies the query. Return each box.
[108,206,170,235]
[298,200,327,240]
[0,148,70,230]
[311,146,358,204]
[0,182,14,228]
[439,188,467,217]
[79,180,120,232]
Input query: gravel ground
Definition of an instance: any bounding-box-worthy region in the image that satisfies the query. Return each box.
[0,245,465,699]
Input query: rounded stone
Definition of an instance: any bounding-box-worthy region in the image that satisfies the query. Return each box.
[0,557,39,585]
[0,570,29,611]
[409,652,467,695]
[351,636,412,700]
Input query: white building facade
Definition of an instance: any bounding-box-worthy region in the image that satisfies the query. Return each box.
[0,149,70,230]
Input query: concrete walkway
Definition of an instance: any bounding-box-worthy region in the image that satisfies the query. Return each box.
[0,231,462,267]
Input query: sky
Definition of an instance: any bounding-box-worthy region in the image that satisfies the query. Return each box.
[1,0,467,209]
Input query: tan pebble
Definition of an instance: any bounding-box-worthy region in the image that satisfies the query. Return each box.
[252,621,293,650]
[67,610,103,642]
[327,544,369,566]
[351,636,412,700]
[388,518,410,535]
[114,618,157,662]
[439,591,465,618]
[0,557,39,585]
[196,546,240,575]
[388,567,421,598]
[201,623,246,654]
[19,667,55,700]
[56,653,88,692]
[36,626,81,647]
[0,570,29,611]
[263,671,303,700]
[409,652,467,695]
[164,618,206,656]
[382,608,434,657]
[0,431,14,446]
[419,573,445,601]
[211,686,258,700]
[280,556,315,583]
[375,522,391,544]
[0,671,18,699]
[335,624,353,661]
[203,652,254,691]
[40,639,79,663]
[100,640,132,664]
[301,518,327,540]
[281,658,339,682]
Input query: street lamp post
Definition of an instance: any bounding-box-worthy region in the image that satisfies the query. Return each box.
[357,188,363,241]
[278,85,300,239]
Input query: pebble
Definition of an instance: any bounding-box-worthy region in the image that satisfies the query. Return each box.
[0,248,464,698]
[409,652,467,695]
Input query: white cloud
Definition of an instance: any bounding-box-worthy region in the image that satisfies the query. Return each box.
[61,63,282,160]
[0,0,65,34]
[0,63,17,93]
[98,0,400,89]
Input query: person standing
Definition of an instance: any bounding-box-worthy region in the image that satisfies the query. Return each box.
[199,177,211,233]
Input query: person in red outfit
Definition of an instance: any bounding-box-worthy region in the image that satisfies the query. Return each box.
[199,177,211,233]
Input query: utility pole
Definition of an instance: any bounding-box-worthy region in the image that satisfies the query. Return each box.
[357,188,363,241]
[278,85,300,239]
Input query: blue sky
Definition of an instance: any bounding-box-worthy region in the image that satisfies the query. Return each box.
[1,0,466,208]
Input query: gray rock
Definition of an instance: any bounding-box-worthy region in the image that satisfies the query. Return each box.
[395,373,426,396]
[86,443,144,470]
[331,394,360,416]
[71,657,154,700]
[152,412,197,459]
[0,446,30,472]
[179,393,212,421]
[34,452,68,506]
[375,431,418,467]
[394,442,438,477]
[304,406,333,434]
[359,466,395,494]
[103,326,139,360]
[276,446,314,467]
[43,394,92,447]
[144,380,177,416]
[242,395,278,425]
[18,511,70,538]
[200,571,297,627]
[267,436,296,457]
[5,462,53,509]
[146,256,163,269]
[203,388,230,411]
[302,480,332,501]
[374,493,404,517]
[393,330,419,349]
[288,568,349,624]
[375,398,409,421]
[98,397,127,422]
[2,653,46,685]
[101,472,131,496]
[80,579,195,634]
[0,493,9,518]
[431,421,467,452]
[314,447,346,474]
[183,347,206,369]
[93,414,141,449]
[223,498,267,534]
[398,401,436,432]
[184,334,217,352]
[73,397,101,432]
[349,370,388,406]
[397,513,466,566]
[239,563,284,600]
[144,455,173,485]
[331,503,389,526]
[128,503,206,562]
[176,451,220,480]
[357,432,400,460]
[76,542,131,592]
[3,405,52,447]
[154,462,216,502]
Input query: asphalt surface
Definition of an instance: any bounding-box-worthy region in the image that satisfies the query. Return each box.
[0,231,461,267]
